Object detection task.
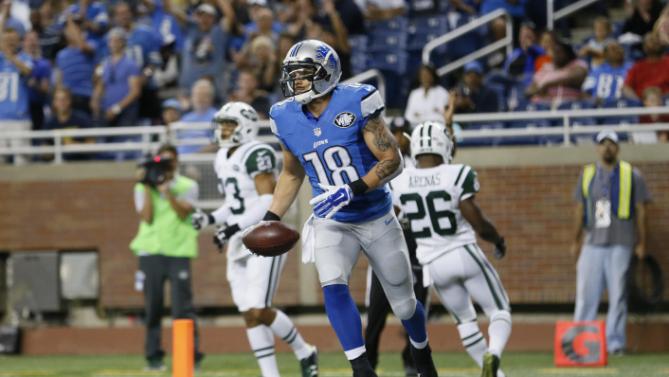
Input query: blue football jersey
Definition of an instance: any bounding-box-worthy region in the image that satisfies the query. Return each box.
[270,84,391,223]
[0,52,32,120]
[582,63,631,101]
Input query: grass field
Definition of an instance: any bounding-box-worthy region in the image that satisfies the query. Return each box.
[1,352,668,377]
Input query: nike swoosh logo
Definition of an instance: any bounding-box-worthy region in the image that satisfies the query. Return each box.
[384,218,393,225]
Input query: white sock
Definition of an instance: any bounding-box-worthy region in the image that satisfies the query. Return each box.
[457,321,488,368]
[270,310,313,360]
[246,325,280,377]
[488,310,512,358]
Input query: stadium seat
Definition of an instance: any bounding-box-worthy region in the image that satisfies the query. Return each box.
[368,51,408,74]
[367,29,408,52]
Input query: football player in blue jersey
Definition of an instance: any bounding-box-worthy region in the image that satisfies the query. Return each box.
[260,40,438,377]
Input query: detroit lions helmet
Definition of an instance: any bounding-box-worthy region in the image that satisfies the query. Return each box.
[212,102,260,147]
[280,39,342,104]
[410,121,454,165]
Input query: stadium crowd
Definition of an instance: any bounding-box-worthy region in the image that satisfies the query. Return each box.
[0,0,668,161]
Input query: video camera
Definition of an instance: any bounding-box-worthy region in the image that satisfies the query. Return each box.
[139,155,173,187]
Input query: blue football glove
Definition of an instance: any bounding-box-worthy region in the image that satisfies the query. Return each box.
[309,183,354,219]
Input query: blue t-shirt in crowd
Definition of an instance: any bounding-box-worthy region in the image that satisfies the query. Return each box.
[28,57,52,104]
[0,52,32,120]
[60,1,109,41]
[582,62,632,103]
[55,42,97,97]
[100,55,140,110]
[481,0,527,18]
[140,1,184,50]
[179,24,227,92]
[177,107,217,154]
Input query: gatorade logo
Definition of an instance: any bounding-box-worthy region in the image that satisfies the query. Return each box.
[561,325,601,363]
[554,320,607,367]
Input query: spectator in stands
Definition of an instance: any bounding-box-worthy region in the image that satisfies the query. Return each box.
[90,28,142,127]
[404,64,450,127]
[228,69,271,118]
[583,41,631,106]
[655,4,669,46]
[59,0,109,43]
[333,0,366,37]
[571,130,651,356]
[448,0,480,17]
[179,3,228,97]
[137,0,184,50]
[358,0,405,21]
[640,86,669,142]
[623,32,669,100]
[152,40,180,100]
[505,21,543,85]
[578,16,615,68]
[486,16,509,70]
[481,0,526,18]
[527,38,588,105]
[23,30,51,131]
[622,0,662,38]
[236,35,278,93]
[130,143,204,371]
[44,87,94,160]
[111,2,164,121]
[161,98,182,125]
[287,0,351,78]
[455,61,501,114]
[0,24,32,164]
[534,30,556,72]
[244,5,280,43]
[177,79,217,154]
[54,16,96,114]
[32,1,65,61]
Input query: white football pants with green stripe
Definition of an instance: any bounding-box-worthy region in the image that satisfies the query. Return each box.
[427,243,512,375]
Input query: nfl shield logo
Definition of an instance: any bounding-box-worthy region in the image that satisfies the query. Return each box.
[314,128,322,137]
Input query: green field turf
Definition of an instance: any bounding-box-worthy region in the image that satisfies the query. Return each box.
[0,352,668,377]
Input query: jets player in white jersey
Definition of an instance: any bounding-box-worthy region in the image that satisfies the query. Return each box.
[192,102,318,377]
[392,121,512,377]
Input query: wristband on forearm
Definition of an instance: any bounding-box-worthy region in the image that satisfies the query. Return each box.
[348,179,369,196]
[223,223,241,238]
[263,211,281,221]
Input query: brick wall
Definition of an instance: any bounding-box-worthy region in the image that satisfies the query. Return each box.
[1,156,667,309]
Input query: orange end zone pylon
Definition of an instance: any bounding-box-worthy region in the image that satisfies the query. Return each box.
[173,319,194,377]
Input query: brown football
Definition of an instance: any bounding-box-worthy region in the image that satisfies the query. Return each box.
[242,221,300,257]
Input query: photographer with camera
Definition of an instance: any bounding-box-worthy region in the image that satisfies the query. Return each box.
[129,144,204,371]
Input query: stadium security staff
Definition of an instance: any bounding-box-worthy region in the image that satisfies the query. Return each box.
[571,130,651,355]
[130,144,204,371]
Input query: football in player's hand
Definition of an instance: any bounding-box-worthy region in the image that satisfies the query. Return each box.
[243,221,300,256]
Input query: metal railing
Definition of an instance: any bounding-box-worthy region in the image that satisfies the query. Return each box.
[422,8,513,77]
[547,0,603,30]
[2,106,669,163]
[453,106,669,145]
[342,69,386,100]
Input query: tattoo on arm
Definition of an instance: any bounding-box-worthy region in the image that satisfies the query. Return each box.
[363,116,401,181]
[363,116,398,152]
[375,159,398,180]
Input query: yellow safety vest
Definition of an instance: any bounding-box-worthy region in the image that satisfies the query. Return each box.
[582,160,633,220]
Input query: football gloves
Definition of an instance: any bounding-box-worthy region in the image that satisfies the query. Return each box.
[309,183,353,219]
[192,210,215,230]
[213,223,241,251]
[493,237,506,260]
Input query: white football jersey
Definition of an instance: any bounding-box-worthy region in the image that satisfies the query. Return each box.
[214,141,277,258]
[391,164,480,265]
